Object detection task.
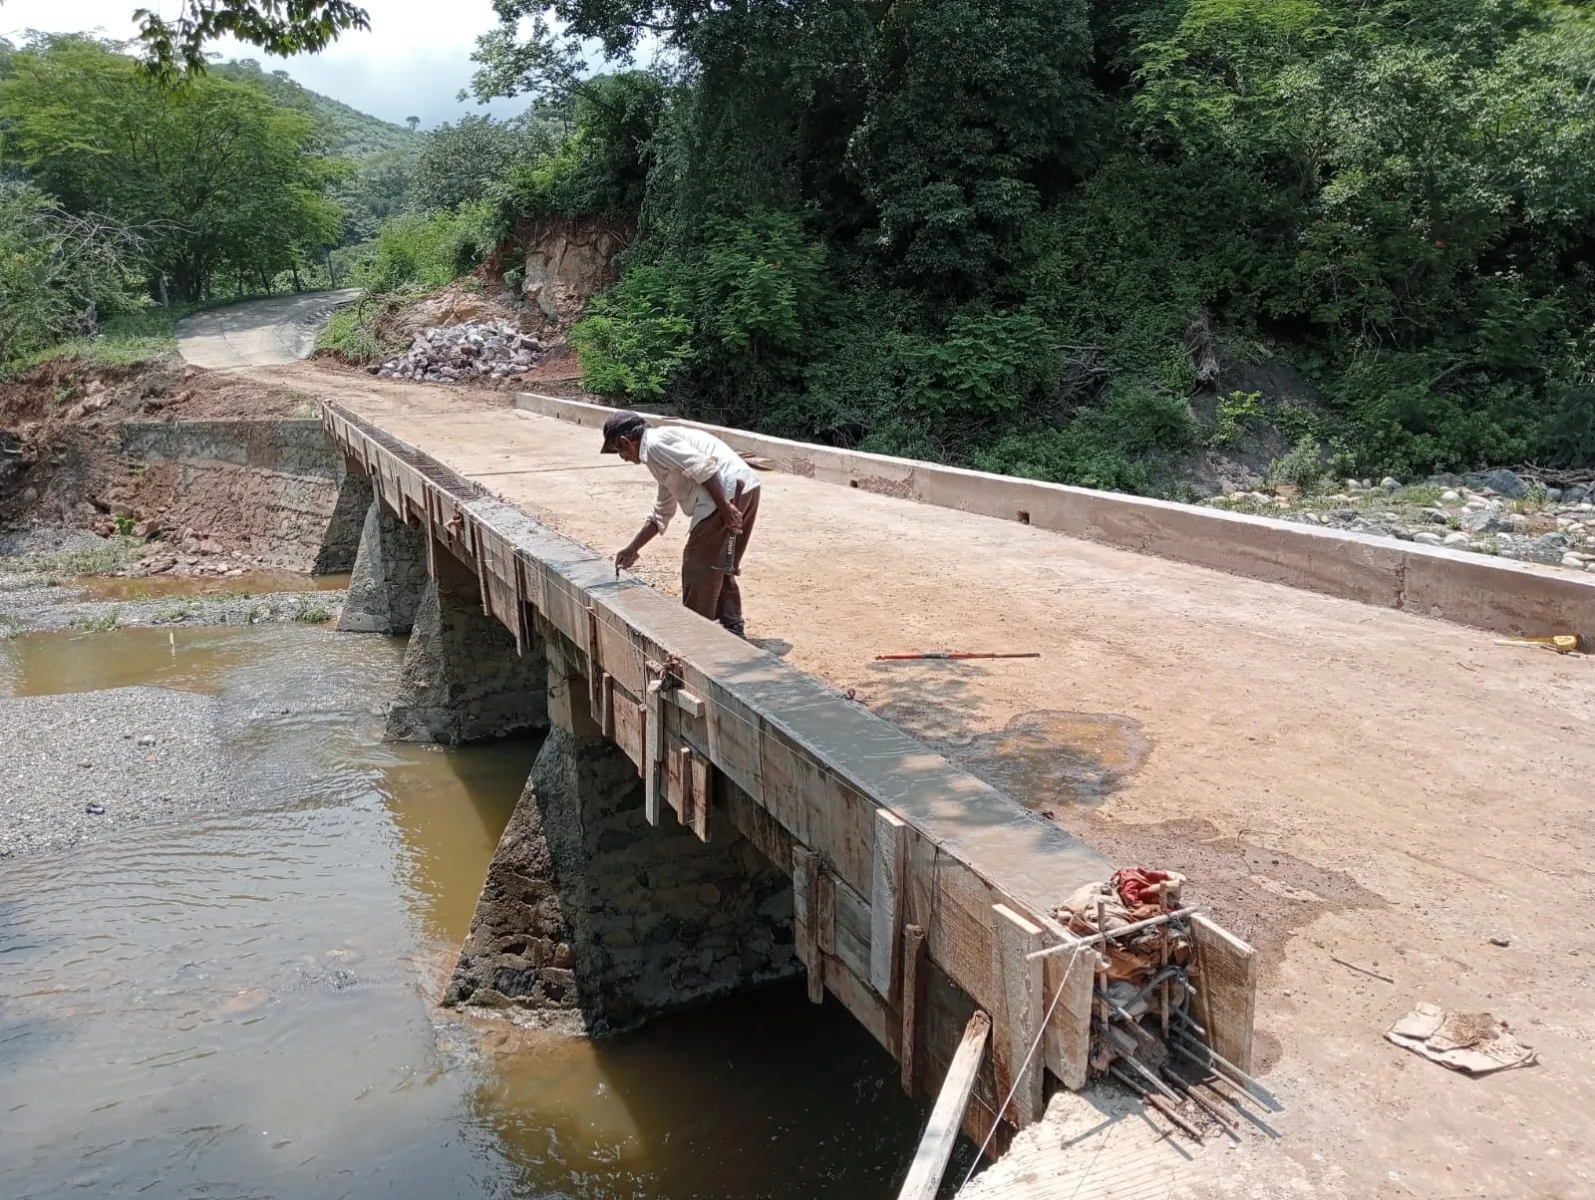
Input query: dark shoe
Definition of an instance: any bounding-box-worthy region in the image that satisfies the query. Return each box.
[719,617,746,639]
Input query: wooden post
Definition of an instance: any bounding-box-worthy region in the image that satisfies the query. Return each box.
[900,923,926,1096]
[895,1011,991,1200]
[689,754,712,842]
[870,810,907,1002]
[598,672,614,739]
[993,903,1046,1127]
[643,676,663,825]
[792,846,824,1004]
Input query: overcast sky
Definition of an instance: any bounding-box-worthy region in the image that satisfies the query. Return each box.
[0,0,532,127]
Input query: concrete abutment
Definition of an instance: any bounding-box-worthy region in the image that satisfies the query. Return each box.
[336,497,429,634]
[384,542,549,745]
[446,640,799,1033]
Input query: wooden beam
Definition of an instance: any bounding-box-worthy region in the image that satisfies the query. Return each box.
[901,923,926,1096]
[992,904,1046,1127]
[896,1011,990,1200]
[871,809,907,1002]
[792,846,824,1004]
[669,688,706,719]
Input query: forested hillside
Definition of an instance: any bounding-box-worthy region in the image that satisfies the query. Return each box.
[450,0,1595,488]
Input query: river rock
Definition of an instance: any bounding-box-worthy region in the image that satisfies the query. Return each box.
[376,320,544,384]
[1461,503,1505,534]
[1467,468,1527,498]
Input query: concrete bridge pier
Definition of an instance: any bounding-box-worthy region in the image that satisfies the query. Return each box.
[312,463,374,576]
[384,535,549,744]
[336,497,429,634]
[445,637,799,1033]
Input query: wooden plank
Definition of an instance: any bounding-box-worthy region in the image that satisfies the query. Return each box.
[792,845,823,1003]
[871,810,907,1003]
[705,690,762,799]
[666,744,689,821]
[1191,913,1258,1073]
[824,953,896,1056]
[598,673,615,739]
[1042,937,1095,1090]
[592,610,646,696]
[992,904,1045,1128]
[720,780,790,870]
[896,1011,991,1200]
[756,726,816,846]
[833,877,872,982]
[926,853,1001,1015]
[689,754,712,842]
[816,869,836,958]
[612,697,644,771]
[670,688,706,719]
[813,771,874,897]
[643,677,663,826]
[901,924,926,1096]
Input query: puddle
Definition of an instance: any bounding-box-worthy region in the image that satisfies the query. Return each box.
[0,621,924,1198]
[942,710,1150,808]
[74,570,350,601]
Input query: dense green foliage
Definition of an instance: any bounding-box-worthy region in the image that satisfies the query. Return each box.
[1,36,343,301]
[0,181,144,362]
[451,0,1595,486]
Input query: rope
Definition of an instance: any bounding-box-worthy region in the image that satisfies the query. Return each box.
[956,943,1082,1192]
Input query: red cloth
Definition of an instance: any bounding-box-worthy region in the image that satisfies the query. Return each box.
[1112,867,1176,910]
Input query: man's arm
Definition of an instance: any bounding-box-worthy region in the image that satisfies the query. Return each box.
[703,475,744,534]
[616,478,675,569]
[615,521,659,570]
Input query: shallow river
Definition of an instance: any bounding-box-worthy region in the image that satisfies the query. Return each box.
[0,615,928,1198]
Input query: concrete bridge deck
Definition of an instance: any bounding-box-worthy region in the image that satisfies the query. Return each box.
[288,369,1595,1200]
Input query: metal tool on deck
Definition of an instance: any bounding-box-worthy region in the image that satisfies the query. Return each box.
[713,480,747,575]
[874,651,1041,661]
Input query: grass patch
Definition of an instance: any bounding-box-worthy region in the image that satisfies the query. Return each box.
[28,538,144,578]
[3,293,277,377]
[0,614,21,640]
[152,599,199,623]
[292,600,332,624]
[71,605,123,632]
[314,290,413,364]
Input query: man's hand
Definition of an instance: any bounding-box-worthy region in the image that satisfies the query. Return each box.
[721,504,744,536]
[615,546,641,570]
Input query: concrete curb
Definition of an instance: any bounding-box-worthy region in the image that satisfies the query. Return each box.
[516,391,1595,638]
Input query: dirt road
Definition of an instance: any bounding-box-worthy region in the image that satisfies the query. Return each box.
[265,362,1595,1198]
[176,290,360,369]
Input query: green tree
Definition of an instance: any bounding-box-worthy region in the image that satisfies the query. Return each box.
[0,180,143,363]
[410,114,553,213]
[1,36,343,300]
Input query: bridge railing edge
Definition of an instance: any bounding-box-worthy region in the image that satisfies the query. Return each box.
[513,390,1595,639]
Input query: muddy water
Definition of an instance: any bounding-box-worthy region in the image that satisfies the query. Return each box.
[0,622,923,1198]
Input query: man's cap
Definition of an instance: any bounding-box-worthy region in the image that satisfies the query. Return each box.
[600,410,648,454]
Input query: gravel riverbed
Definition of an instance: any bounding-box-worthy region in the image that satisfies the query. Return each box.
[0,686,235,859]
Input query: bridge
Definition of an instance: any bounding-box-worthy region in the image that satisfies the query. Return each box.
[310,382,1595,1198]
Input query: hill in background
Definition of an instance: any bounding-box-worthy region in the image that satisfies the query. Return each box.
[215,58,419,159]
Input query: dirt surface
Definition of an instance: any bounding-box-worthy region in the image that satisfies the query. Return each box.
[176,289,361,369]
[250,362,1595,1199]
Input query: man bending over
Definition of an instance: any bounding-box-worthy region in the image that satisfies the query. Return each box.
[603,410,762,638]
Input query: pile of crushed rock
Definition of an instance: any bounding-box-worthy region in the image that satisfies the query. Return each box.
[371,321,543,384]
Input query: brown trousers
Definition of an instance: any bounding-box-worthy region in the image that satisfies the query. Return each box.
[681,486,760,633]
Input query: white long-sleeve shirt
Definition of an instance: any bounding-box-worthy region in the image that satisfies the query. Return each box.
[641,425,761,534]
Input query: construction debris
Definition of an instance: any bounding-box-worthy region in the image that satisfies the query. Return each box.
[1046,867,1269,1142]
[1385,1003,1537,1075]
